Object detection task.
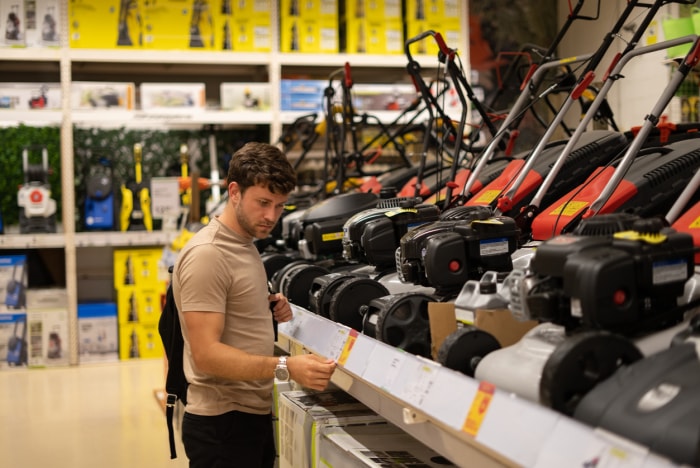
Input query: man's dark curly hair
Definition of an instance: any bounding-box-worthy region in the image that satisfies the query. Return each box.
[226,142,297,195]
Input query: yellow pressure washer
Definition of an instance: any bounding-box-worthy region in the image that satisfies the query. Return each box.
[120,143,153,231]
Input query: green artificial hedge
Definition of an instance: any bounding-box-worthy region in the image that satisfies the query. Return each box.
[0,124,269,231]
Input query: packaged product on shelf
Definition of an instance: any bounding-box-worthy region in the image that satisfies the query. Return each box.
[71,82,135,110]
[0,255,27,312]
[319,423,457,467]
[405,19,462,57]
[139,83,206,113]
[118,321,163,360]
[0,83,61,111]
[280,17,338,53]
[227,16,272,52]
[220,83,271,111]
[69,0,132,49]
[24,0,62,48]
[279,0,338,22]
[280,79,326,112]
[0,312,28,369]
[142,0,218,51]
[278,389,386,468]
[26,288,69,368]
[343,18,403,54]
[351,83,417,112]
[78,302,118,363]
[0,1,26,47]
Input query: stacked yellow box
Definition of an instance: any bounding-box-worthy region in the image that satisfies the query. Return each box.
[404,0,463,57]
[279,0,338,53]
[113,247,166,360]
[343,0,403,55]
[69,0,271,52]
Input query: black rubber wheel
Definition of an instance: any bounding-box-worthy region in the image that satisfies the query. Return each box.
[437,326,501,377]
[540,330,643,416]
[374,292,436,358]
[279,263,330,309]
[329,277,390,331]
[261,253,297,282]
[269,259,310,294]
[308,272,363,317]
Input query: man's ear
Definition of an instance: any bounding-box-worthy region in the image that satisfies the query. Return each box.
[228,181,240,200]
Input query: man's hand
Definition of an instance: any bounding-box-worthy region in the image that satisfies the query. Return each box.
[287,354,337,391]
[269,292,293,323]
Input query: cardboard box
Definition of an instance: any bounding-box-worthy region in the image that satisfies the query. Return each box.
[113,247,167,290]
[0,312,28,368]
[280,17,338,53]
[220,82,271,110]
[24,0,62,47]
[278,389,386,468]
[26,289,68,368]
[405,19,462,58]
[0,1,26,47]
[116,286,164,325]
[280,0,337,21]
[139,83,206,112]
[0,255,28,312]
[344,0,402,21]
[68,0,128,49]
[319,423,458,467]
[404,0,461,22]
[344,18,403,54]
[71,81,135,110]
[0,83,61,111]
[78,302,119,363]
[119,321,163,360]
[351,83,416,112]
[228,17,272,52]
[142,0,219,51]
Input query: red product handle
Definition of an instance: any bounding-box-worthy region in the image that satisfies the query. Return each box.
[571,71,595,101]
[602,53,621,82]
[520,64,538,91]
[685,39,700,68]
[433,32,455,61]
[344,62,353,89]
[505,129,520,157]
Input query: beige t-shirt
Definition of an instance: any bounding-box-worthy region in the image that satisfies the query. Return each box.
[172,217,274,416]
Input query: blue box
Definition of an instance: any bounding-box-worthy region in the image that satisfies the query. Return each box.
[0,312,28,368]
[0,255,28,312]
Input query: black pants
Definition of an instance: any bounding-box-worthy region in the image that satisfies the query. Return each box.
[182,410,276,468]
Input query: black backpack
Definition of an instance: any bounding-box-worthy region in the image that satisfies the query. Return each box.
[158,267,188,459]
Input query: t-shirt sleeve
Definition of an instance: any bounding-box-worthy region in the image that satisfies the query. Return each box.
[177,243,228,314]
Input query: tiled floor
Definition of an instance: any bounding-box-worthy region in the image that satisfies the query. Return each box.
[0,359,189,468]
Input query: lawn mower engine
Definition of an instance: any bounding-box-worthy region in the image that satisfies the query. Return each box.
[397,205,519,297]
[342,196,440,269]
[17,146,57,234]
[293,192,379,260]
[524,217,695,336]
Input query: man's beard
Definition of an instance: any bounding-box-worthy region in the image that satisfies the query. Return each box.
[236,203,272,240]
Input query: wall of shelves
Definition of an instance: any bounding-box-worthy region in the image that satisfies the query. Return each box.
[0,3,465,363]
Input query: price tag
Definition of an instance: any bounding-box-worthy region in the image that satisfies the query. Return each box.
[463,381,495,436]
[337,329,359,366]
[150,177,181,220]
[399,358,438,407]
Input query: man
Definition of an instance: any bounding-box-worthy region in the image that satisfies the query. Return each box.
[172,142,336,467]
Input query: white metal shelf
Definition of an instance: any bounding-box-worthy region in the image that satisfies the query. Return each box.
[278,306,682,468]
[0,231,178,249]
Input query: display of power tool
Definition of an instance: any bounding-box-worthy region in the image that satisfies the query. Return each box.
[530,137,700,241]
[523,217,695,336]
[341,195,440,270]
[293,191,379,260]
[397,205,519,297]
[120,143,153,232]
[574,315,700,467]
[17,145,57,234]
[84,157,116,230]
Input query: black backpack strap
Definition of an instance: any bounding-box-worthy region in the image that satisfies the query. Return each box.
[166,394,178,459]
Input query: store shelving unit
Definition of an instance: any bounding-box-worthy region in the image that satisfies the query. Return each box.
[0,3,462,363]
[278,306,681,468]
